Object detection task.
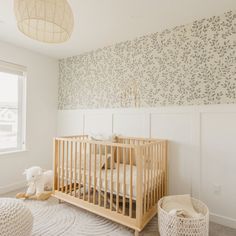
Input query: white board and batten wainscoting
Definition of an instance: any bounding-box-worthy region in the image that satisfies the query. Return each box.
[57,104,236,229]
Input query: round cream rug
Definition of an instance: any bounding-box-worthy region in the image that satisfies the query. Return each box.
[24,198,159,236]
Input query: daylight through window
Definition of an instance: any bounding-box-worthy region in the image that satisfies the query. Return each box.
[0,61,26,153]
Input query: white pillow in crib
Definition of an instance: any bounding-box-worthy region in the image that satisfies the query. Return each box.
[90,134,117,156]
[90,134,117,143]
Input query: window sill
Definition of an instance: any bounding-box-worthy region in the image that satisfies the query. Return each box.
[0,149,28,157]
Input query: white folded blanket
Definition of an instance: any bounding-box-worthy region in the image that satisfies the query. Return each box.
[162,194,202,218]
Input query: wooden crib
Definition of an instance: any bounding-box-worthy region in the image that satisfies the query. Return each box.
[53,135,168,235]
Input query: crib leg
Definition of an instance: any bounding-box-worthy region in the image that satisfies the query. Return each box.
[134,230,139,236]
[58,199,64,204]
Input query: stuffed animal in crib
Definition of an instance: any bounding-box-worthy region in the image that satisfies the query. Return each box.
[16,166,53,201]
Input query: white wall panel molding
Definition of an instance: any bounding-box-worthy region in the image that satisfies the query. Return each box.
[200,112,236,225]
[113,112,150,137]
[150,113,194,195]
[57,110,84,136]
[84,112,113,136]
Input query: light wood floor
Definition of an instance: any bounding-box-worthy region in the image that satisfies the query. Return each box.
[1,188,236,236]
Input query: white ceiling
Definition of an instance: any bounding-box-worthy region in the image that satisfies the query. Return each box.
[0,0,235,59]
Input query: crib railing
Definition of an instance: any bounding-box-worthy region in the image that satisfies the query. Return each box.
[53,135,167,232]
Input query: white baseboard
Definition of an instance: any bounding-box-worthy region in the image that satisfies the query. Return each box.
[210,213,236,229]
[0,181,26,195]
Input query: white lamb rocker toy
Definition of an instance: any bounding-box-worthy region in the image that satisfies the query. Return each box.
[16,166,53,201]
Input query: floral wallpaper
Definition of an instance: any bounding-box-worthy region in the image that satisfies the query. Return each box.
[58,10,236,109]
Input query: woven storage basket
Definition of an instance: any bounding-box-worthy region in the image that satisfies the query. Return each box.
[158,196,209,236]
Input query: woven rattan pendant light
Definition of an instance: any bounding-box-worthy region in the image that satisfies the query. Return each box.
[14,0,74,43]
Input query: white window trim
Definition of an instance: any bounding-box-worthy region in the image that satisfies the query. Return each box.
[0,60,27,154]
[0,60,27,76]
[17,73,27,151]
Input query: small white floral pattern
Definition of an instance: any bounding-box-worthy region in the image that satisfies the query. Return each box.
[58,11,236,109]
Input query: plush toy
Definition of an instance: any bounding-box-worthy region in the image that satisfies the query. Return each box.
[16,166,53,201]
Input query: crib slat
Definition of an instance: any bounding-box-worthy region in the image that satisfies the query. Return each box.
[110,146,114,211]
[99,144,102,206]
[164,141,168,195]
[143,146,147,214]
[104,145,108,208]
[129,147,132,217]
[157,144,159,201]
[156,144,159,201]
[150,145,153,206]
[83,143,87,200]
[148,146,153,205]
[153,144,157,203]
[162,142,165,196]
[152,144,156,206]
[152,145,155,205]
[136,146,143,225]
[61,141,64,193]
[149,145,152,208]
[122,147,126,215]
[93,144,97,204]
[79,142,82,198]
[116,147,120,213]
[147,146,150,210]
[160,144,162,197]
[158,143,161,201]
[148,146,152,209]
[70,141,73,195]
[88,144,91,202]
[161,142,164,197]
[152,144,155,206]
[65,141,69,193]
[57,140,60,191]
[53,139,58,191]
[74,141,77,197]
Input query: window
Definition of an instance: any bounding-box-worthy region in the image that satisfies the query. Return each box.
[0,61,26,153]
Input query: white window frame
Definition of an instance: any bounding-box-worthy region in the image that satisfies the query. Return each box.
[0,60,26,154]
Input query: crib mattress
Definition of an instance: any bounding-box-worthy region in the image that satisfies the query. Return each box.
[59,163,163,199]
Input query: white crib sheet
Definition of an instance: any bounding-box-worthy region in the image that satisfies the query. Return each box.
[59,162,162,199]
